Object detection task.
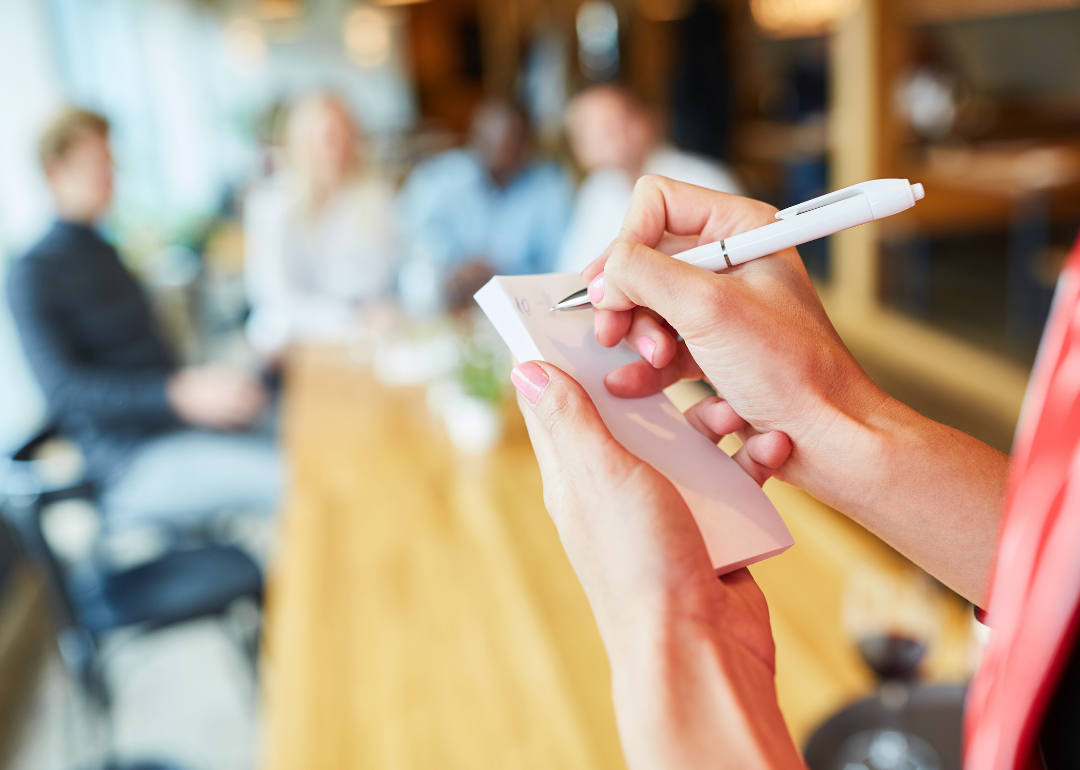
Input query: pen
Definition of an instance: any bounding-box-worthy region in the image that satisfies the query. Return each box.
[551,178,925,310]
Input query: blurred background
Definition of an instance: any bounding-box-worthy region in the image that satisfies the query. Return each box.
[1,0,1078,769]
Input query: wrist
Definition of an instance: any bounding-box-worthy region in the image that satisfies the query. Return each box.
[606,607,799,769]
[790,377,913,515]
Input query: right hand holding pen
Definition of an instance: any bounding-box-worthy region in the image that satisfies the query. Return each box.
[582,175,889,498]
[167,365,267,430]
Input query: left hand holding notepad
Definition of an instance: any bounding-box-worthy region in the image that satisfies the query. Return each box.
[511,358,781,640]
[510,359,804,768]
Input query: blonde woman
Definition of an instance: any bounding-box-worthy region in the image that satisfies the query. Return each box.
[244,92,398,354]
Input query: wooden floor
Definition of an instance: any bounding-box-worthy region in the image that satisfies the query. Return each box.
[262,346,975,769]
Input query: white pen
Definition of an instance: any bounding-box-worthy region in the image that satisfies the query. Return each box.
[551,178,925,310]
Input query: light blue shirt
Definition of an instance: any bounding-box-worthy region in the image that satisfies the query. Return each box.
[397,149,573,276]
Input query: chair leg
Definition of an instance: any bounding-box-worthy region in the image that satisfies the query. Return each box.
[221,600,262,689]
[90,664,121,767]
[58,655,116,769]
[244,620,261,679]
[59,663,82,767]
[77,656,119,767]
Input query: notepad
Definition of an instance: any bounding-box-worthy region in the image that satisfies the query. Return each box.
[475,273,793,575]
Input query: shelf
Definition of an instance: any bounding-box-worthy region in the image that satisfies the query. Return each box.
[909,0,1080,25]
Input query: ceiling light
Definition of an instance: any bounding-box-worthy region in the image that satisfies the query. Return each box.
[224,17,268,73]
[635,0,692,22]
[750,0,861,38]
[345,6,392,68]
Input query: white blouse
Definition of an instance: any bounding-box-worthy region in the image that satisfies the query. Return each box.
[244,174,398,353]
[555,146,743,274]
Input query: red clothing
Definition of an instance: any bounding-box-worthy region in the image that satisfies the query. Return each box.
[965,234,1080,769]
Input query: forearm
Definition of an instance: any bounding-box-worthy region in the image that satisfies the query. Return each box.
[22,329,175,427]
[51,366,175,427]
[606,613,804,770]
[8,268,175,428]
[797,394,1008,606]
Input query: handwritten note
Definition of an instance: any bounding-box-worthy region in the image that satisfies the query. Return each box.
[476,273,793,575]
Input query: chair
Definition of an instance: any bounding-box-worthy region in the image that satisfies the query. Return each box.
[803,683,967,770]
[0,425,264,762]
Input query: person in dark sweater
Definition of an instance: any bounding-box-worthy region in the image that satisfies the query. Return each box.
[7,108,280,531]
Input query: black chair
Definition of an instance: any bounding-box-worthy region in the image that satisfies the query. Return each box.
[803,683,967,770]
[0,425,264,762]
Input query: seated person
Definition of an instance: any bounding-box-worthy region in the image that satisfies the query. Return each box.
[6,107,281,534]
[555,85,744,273]
[397,100,573,312]
[244,92,399,355]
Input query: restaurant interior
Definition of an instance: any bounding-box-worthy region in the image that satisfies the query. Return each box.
[1,0,1079,768]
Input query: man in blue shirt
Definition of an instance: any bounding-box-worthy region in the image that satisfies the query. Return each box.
[397,100,573,313]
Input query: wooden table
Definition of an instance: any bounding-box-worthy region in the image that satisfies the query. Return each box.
[263,346,976,769]
[263,346,624,769]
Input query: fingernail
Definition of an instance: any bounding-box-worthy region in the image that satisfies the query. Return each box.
[511,362,549,406]
[636,335,656,365]
[588,272,605,304]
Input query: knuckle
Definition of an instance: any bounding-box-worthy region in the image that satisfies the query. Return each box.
[541,383,583,443]
[541,489,562,522]
[605,243,657,309]
[604,243,637,293]
[751,200,780,228]
[609,239,639,269]
[540,476,567,519]
[607,241,635,271]
[607,241,651,279]
[699,276,731,312]
[633,174,664,196]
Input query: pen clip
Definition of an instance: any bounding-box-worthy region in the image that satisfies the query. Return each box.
[774,185,865,221]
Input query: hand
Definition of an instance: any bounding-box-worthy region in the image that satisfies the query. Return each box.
[580,175,1009,605]
[167,365,266,430]
[581,175,885,500]
[511,360,802,768]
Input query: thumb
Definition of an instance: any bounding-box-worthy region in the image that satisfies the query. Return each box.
[732,430,792,488]
[511,361,622,469]
[596,241,737,342]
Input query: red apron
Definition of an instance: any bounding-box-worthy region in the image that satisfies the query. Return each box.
[965,233,1080,769]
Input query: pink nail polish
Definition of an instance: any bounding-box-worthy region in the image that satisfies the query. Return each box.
[636,336,657,365]
[587,272,605,304]
[510,362,549,406]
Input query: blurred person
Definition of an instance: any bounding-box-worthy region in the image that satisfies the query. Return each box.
[555,85,743,273]
[397,99,573,312]
[6,108,281,533]
[510,176,1080,768]
[244,92,398,355]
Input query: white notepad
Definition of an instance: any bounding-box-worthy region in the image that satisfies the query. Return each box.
[475,273,794,574]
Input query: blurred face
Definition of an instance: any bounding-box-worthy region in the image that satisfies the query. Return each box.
[308,101,358,187]
[567,91,649,173]
[47,130,113,222]
[471,105,528,183]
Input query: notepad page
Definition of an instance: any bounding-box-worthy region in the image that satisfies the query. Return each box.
[475,273,793,575]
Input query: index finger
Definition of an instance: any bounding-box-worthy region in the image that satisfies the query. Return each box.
[582,175,779,282]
